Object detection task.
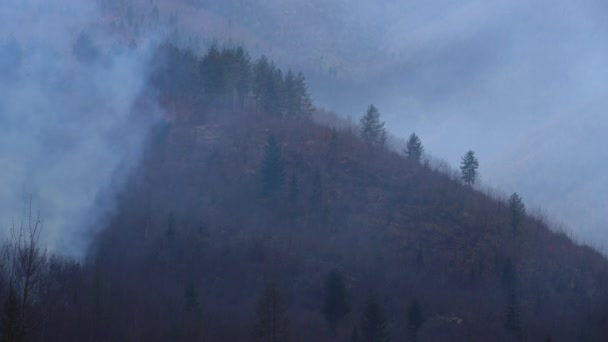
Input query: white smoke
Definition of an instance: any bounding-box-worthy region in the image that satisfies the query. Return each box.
[0,0,162,257]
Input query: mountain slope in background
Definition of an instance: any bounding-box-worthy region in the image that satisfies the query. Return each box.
[97,0,608,247]
[83,44,608,341]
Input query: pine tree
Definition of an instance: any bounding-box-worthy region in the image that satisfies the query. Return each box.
[253,280,290,342]
[295,72,313,119]
[260,135,285,196]
[360,298,389,342]
[508,193,526,235]
[407,299,424,342]
[460,150,479,185]
[253,56,272,113]
[322,270,350,335]
[268,68,287,117]
[360,105,387,146]
[200,43,224,99]
[234,46,251,105]
[405,133,423,162]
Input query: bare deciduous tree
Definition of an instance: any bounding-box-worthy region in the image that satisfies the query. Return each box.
[2,201,48,340]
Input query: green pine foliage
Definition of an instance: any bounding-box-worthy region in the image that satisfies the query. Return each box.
[460,150,479,185]
[508,193,526,235]
[153,44,313,120]
[405,133,423,162]
[360,105,387,147]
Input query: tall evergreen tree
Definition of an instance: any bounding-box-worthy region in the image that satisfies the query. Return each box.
[253,280,290,342]
[253,56,272,113]
[360,105,387,146]
[407,299,424,342]
[322,269,350,335]
[404,133,424,162]
[234,46,251,104]
[268,68,287,117]
[460,150,479,185]
[360,298,389,342]
[260,135,285,196]
[508,193,526,235]
[294,72,313,119]
[200,43,224,99]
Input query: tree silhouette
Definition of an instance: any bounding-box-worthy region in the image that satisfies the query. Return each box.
[460,150,479,185]
[404,133,423,162]
[253,280,290,342]
[360,105,387,147]
[0,287,24,342]
[360,298,389,342]
[322,269,350,335]
[260,135,285,196]
[508,193,526,235]
[407,299,424,341]
[502,258,523,340]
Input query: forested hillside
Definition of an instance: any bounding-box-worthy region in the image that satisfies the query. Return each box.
[1,41,608,341]
[94,0,608,249]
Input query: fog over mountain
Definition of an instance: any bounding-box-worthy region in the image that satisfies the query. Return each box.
[158,0,608,248]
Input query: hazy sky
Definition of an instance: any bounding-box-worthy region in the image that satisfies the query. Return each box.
[206,0,608,247]
[363,0,608,247]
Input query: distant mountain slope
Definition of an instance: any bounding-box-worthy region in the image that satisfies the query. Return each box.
[96,0,608,249]
[85,44,608,341]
